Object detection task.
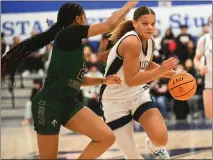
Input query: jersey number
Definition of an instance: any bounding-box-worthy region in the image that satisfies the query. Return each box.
[77,68,84,81]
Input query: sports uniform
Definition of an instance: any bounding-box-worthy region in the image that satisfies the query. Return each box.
[196,32,212,89]
[32,25,90,135]
[100,30,156,129]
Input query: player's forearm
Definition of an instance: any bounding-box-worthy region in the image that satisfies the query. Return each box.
[97,49,111,63]
[126,67,163,87]
[193,56,202,70]
[146,62,175,78]
[81,76,104,86]
[98,39,108,53]
[162,70,176,78]
[88,2,136,37]
[106,2,135,31]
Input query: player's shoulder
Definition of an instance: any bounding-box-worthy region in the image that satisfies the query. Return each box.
[120,35,141,57]
[197,35,206,44]
[121,35,141,48]
[198,33,211,41]
[204,33,212,40]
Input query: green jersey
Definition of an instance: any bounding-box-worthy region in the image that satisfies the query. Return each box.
[43,25,90,97]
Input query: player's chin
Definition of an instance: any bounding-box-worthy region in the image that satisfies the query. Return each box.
[144,34,152,40]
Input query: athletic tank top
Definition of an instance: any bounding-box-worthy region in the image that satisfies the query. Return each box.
[43,25,89,97]
[196,32,212,74]
[101,30,154,102]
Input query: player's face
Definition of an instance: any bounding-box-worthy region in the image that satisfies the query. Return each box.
[133,14,156,40]
[76,13,87,25]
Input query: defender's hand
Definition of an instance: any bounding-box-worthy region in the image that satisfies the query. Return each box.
[103,75,122,85]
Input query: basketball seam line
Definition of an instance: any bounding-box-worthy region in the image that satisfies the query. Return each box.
[168,74,189,84]
[169,79,195,91]
[173,84,196,98]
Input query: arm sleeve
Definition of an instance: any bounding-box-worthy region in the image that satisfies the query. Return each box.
[196,36,205,56]
[56,25,90,50]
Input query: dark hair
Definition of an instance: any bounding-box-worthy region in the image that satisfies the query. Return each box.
[1,2,84,84]
[110,6,155,43]
[33,78,43,86]
[179,24,188,29]
[165,28,174,39]
[1,33,5,38]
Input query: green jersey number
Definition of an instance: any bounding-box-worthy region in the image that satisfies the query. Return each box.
[77,68,84,81]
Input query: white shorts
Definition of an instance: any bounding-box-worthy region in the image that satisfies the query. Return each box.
[102,90,156,130]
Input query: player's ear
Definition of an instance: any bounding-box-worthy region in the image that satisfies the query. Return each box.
[75,16,81,24]
[132,20,137,29]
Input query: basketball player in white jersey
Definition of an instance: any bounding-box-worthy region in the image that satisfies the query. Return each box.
[194,15,212,119]
[100,6,179,159]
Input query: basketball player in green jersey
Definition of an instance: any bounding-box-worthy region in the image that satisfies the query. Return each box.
[1,1,138,159]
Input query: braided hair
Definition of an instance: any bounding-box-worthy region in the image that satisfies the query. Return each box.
[1,2,84,84]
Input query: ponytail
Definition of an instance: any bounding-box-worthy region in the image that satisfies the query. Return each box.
[1,23,63,84]
[109,20,134,43]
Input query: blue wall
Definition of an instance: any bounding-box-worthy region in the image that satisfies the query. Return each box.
[1,1,212,14]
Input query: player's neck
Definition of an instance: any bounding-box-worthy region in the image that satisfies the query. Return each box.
[141,40,147,48]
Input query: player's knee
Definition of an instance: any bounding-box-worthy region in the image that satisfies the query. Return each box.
[101,130,116,146]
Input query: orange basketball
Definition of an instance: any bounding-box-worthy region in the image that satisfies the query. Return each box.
[168,73,197,101]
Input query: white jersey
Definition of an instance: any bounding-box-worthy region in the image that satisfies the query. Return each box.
[196,32,212,88]
[101,31,154,102]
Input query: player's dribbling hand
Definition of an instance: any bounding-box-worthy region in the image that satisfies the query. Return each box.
[103,75,122,85]
[159,57,178,74]
[200,66,208,75]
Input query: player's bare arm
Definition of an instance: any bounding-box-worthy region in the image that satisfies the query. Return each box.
[88,0,138,37]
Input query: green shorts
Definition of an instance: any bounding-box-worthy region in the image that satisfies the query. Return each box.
[31,89,84,135]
